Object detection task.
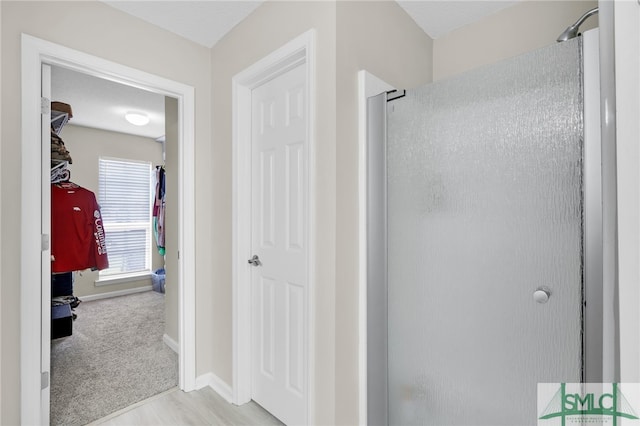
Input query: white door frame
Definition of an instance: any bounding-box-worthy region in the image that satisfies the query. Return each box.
[20,34,196,425]
[231,29,316,423]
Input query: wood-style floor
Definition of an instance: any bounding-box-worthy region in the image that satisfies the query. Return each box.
[90,386,283,426]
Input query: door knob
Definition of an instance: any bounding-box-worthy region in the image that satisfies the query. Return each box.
[248,255,261,267]
[533,288,551,304]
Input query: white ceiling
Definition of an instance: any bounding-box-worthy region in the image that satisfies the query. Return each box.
[55,1,524,139]
[103,0,264,49]
[397,1,520,39]
[101,1,524,48]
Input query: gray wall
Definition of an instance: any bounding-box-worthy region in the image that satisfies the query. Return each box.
[0,0,619,424]
[335,3,433,423]
[1,2,212,423]
[210,2,434,423]
[433,0,598,80]
[210,3,338,421]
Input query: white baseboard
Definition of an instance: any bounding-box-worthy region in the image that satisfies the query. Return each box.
[195,372,234,404]
[163,333,179,354]
[79,285,153,302]
[194,373,213,391]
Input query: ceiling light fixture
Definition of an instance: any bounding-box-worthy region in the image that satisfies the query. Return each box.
[125,112,150,126]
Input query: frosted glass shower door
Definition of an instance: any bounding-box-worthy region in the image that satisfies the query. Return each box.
[386,39,583,425]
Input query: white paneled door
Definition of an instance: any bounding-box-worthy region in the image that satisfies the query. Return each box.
[250,62,308,426]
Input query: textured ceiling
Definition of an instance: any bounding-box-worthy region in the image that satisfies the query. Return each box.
[51,65,166,140]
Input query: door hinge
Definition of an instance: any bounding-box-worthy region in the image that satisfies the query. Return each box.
[41,371,49,389]
[41,97,50,115]
[41,234,49,251]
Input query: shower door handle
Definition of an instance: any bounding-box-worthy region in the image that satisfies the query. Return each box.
[248,255,262,267]
[533,288,551,304]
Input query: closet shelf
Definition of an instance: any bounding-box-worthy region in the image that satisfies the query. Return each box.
[51,101,73,135]
[51,159,70,183]
[51,110,69,135]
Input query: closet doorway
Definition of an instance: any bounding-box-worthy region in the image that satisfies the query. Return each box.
[48,64,178,425]
[20,35,196,426]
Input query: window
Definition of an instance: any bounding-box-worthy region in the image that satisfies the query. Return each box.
[98,157,153,278]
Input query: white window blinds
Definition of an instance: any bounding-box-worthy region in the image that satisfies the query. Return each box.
[98,157,153,277]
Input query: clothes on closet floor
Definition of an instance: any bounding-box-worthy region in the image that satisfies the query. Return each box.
[153,165,166,256]
[51,181,109,273]
[51,272,80,320]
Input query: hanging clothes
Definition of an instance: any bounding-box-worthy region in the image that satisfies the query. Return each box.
[153,166,166,255]
[51,181,109,273]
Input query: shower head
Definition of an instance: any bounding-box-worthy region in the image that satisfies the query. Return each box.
[557,7,599,42]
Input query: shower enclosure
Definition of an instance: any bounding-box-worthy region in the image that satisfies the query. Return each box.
[366,31,602,425]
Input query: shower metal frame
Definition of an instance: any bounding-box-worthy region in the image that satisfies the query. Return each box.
[366,92,389,425]
[365,29,604,425]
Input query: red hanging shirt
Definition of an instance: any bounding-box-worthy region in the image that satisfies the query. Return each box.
[51,182,109,273]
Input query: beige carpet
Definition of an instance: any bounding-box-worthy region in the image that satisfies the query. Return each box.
[50,291,178,426]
